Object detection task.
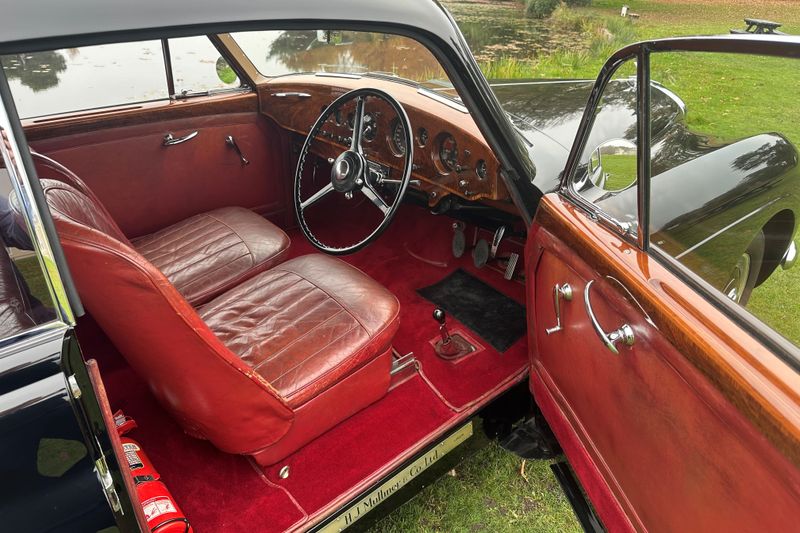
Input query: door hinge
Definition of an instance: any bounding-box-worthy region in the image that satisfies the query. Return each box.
[67,374,81,399]
[95,454,123,513]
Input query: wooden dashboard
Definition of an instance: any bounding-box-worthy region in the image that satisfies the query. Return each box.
[259,74,510,206]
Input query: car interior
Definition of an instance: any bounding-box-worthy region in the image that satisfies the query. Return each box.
[13,31,532,531]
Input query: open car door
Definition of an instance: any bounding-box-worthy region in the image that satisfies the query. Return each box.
[526,38,800,531]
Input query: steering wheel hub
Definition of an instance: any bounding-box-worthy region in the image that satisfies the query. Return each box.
[331,150,364,192]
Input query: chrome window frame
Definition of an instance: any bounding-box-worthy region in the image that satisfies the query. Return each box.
[559,35,800,370]
[0,70,78,333]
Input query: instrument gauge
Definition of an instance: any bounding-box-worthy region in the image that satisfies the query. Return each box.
[437,133,458,173]
[476,159,487,180]
[390,118,407,156]
[418,128,429,147]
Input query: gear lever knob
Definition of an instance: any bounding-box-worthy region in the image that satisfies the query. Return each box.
[433,308,446,324]
[433,308,452,345]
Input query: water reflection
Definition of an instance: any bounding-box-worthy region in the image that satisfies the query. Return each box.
[1,52,68,92]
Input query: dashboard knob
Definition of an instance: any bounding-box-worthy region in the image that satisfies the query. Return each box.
[458,179,468,189]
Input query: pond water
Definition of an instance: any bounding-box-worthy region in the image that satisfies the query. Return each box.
[1,0,575,118]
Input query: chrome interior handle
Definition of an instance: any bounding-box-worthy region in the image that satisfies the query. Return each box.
[272,92,311,98]
[545,283,573,335]
[583,279,635,355]
[163,131,198,146]
[225,135,250,166]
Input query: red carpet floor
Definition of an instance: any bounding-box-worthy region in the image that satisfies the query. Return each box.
[78,204,528,532]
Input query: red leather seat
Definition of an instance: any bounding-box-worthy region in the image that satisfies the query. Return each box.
[41,177,400,465]
[33,153,289,305]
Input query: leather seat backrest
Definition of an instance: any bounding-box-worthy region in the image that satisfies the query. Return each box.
[33,153,130,245]
[0,240,36,338]
[41,177,294,454]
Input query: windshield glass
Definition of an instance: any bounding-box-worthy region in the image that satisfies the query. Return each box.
[231,30,453,89]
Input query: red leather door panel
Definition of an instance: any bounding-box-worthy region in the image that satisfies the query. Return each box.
[528,194,800,532]
[25,93,289,238]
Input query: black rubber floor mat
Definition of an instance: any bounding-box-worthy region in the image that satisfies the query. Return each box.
[417,269,526,352]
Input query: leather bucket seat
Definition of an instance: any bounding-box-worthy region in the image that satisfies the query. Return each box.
[39,171,399,465]
[33,152,290,305]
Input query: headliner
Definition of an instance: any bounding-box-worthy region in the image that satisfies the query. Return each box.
[0,0,462,53]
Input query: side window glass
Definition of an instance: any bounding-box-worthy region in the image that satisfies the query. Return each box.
[168,36,241,96]
[0,149,58,340]
[649,51,800,347]
[1,41,168,119]
[571,58,638,231]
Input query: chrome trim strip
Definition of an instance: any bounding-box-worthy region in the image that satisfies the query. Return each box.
[416,88,469,113]
[674,196,782,260]
[315,72,362,79]
[0,93,75,325]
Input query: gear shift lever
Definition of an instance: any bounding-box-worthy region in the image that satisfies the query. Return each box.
[433,308,452,346]
[431,307,474,359]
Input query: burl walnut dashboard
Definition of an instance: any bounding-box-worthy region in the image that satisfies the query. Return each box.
[259,74,509,206]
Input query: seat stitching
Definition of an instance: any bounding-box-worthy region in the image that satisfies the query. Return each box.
[206,211,256,259]
[135,213,210,244]
[176,251,254,292]
[266,323,362,384]
[274,265,368,332]
[140,225,236,264]
[250,308,347,372]
[156,241,248,278]
[198,270,298,316]
[187,246,290,305]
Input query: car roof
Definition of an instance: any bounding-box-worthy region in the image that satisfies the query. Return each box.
[0,0,461,53]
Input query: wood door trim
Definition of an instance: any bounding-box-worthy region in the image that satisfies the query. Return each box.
[535,193,800,467]
[23,92,258,141]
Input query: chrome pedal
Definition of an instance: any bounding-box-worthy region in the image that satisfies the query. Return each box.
[504,252,519,280]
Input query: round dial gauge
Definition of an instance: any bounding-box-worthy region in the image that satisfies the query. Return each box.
[438,134,458,172]
[418,128,429,147]
[476,159,487,180]
[390,119,407,156]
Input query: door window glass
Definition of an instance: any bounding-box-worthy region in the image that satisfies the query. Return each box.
[1,41,169,119]
[648,51,800,347]
[0,155,58,339]
[168,36,240,96]
[570,58,638,231]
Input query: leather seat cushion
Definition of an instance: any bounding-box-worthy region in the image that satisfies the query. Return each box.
[134,207,290,306]
[199,254,400,407]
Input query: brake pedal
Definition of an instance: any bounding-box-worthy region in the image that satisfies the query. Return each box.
[504,252,519,280]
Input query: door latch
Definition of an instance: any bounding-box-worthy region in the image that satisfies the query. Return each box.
[545,283,573,335]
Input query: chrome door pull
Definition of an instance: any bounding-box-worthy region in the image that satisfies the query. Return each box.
[225,135,250,166]
[583,280,635,355]
[272,92,311,98]
[163,131,198,146]
[545,283,573,335]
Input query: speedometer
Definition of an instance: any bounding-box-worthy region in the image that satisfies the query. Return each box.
[389,118,407,156]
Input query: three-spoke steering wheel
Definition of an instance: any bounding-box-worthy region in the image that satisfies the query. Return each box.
[294,88,413,255]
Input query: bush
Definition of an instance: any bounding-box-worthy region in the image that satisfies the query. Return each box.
[564,0,592,6]
[524,0,560,19]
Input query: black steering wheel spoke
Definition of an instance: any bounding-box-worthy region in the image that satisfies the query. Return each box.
[293,88,414,255]
[361,182,390,215]
[350,96,366,153]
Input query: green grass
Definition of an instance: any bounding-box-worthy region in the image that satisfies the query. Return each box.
[370,442,581,532]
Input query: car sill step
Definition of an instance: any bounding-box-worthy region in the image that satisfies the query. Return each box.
[550,461,605,533]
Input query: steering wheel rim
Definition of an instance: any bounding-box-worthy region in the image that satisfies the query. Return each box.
[293,87,413,255]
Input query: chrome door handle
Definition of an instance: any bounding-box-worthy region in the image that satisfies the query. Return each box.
[584,280,634,355]
[271,92,311,98]
[545,283,573,335]
[225,135,250,166]
[163,131,198,146]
